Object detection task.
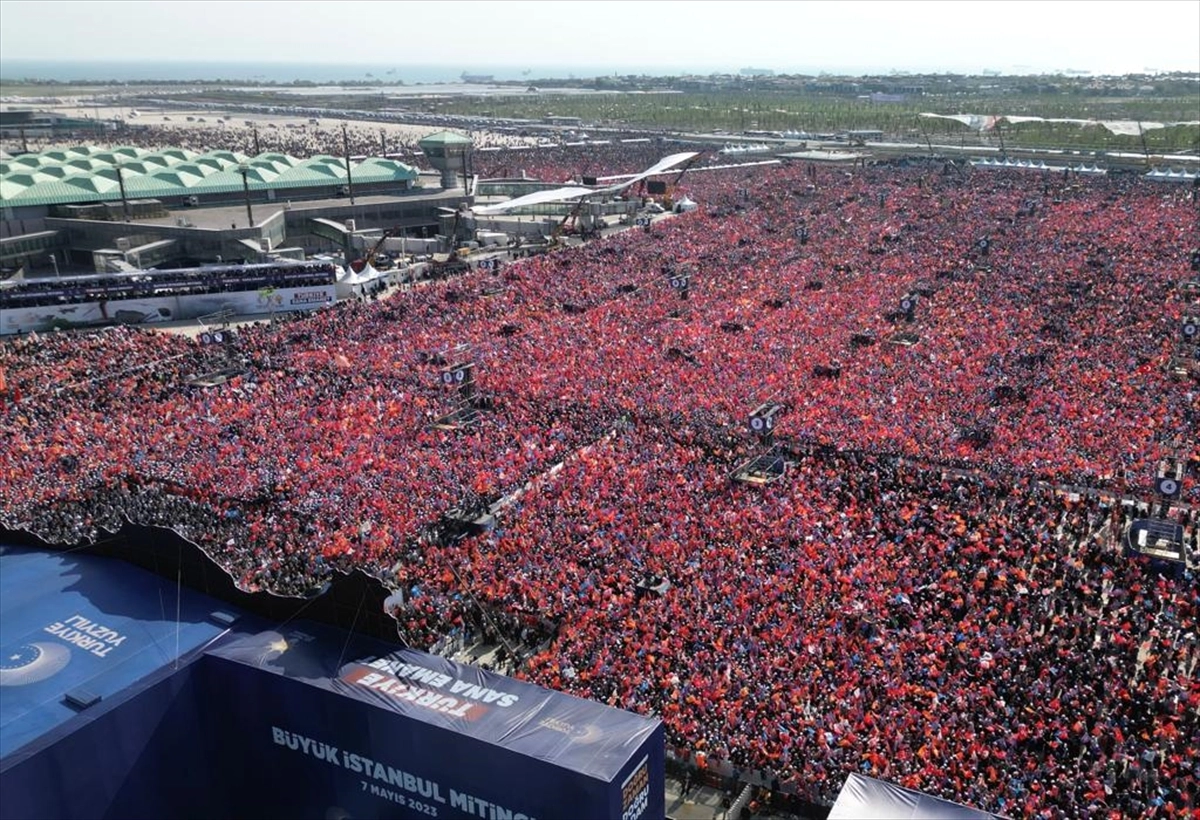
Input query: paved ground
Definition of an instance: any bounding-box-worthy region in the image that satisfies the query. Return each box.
[666,780,732,820]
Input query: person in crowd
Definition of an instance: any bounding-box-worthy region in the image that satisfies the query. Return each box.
[2,156,1196,818]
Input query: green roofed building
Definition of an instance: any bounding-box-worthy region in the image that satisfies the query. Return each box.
[1,144,469,272]
[1,145,420,210]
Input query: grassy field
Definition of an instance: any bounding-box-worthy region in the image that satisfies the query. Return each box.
[420,90,1200,152]
[5,78,1197,154]
[192,85,1199,153]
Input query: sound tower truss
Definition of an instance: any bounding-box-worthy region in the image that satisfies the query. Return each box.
[1124,270,1197,571]
[1170,311,1199,381]
[732,400,789,486]
[432,345,493,430]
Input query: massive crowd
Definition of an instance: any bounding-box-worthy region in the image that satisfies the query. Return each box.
[2,154,1198,817]
[17,120,567,163]
[16,119,705,184]
[430,434,1198,817]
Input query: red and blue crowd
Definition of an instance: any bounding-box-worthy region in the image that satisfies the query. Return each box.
[2,155,1198,818]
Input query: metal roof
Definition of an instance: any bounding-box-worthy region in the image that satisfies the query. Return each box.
[418,131,473,146]
[0,144,419,207]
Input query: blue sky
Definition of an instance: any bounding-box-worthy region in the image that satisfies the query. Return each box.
[2,0,1199,76]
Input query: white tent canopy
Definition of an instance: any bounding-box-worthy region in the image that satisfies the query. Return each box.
[920,112,1200,135]
[970,157,1108,175]
[1145,166,1200,182]
[829,774,1007,820]
[673,196,698,213]
[335,263,386,299]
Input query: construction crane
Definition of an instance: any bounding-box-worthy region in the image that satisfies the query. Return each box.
[434,203,475,253]
[352,228,394,272]
[551,196,591,243]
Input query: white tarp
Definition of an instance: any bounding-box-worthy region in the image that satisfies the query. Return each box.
[472,186,594,215]
[921,112,1199,135]
[0,268,25,290]
[828,774,1006,820]
[924,113,998,131]
[476,152,702,214]
[1101,120,1153,136]
[476,231,508,247]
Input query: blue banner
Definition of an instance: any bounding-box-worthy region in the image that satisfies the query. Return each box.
[201,622,664,820]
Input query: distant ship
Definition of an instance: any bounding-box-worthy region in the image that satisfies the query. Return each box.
[461,73,495,84]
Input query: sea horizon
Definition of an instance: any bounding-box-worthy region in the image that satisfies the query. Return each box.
[2,60,738,85]
[0,58,1120,85]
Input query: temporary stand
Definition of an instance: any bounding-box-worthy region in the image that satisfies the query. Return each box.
[187,329,246,388]
[1124,511,1188,573]
[1170,312,1199,381]
[732,447,788,486]
[955,422,995,449]
[432,350,494,430]
[732,402,789,486]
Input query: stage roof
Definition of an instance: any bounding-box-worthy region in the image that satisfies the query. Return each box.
[472,151,700,215]
[207,620,662,782]
[0,544,234,763]
[829,773,1007,820]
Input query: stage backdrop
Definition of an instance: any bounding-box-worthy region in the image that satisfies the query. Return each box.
[200,621,665,820]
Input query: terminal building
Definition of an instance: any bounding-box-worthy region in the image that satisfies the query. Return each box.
[0,109,106,142]
[0,132,479,274]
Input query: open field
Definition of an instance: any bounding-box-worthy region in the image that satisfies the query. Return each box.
[4,74,1198,154]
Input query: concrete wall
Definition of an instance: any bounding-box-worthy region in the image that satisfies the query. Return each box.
[46,215,277,267]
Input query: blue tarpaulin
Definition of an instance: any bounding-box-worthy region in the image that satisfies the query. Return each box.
[205,621,665,819]
[0,543,664,820]
[0,544,228,763]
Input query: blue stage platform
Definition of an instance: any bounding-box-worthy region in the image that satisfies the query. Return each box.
[205,621,664,819]
[0,543,231,762]
[0,540,665,820]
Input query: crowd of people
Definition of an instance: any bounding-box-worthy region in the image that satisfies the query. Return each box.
[422,433,1198,817]
[0,261,339,309]
[14,119,578,164]
[14,118,706,184]
[474,138,683,182]
[2,153,1198,817]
